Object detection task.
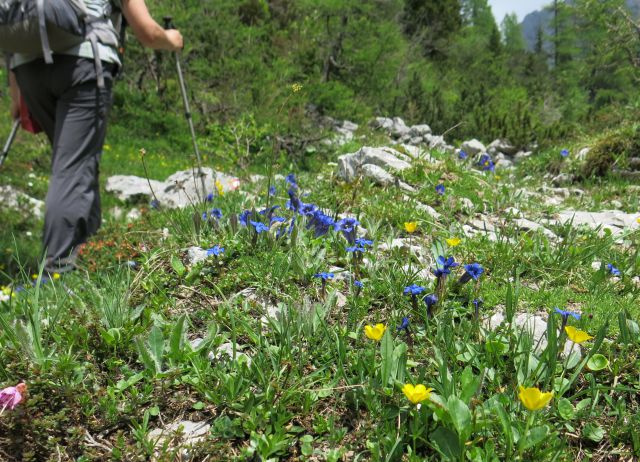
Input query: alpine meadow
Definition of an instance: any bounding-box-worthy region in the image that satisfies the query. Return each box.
[1,0,640,461]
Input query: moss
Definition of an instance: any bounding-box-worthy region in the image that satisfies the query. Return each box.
[581,125,640,178]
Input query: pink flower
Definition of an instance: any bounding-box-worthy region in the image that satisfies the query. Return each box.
[0,383,26,413]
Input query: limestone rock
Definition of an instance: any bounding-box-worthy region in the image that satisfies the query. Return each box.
[337,146,411,182]
[487,139,518,156]
[485,311,579,358]
[0,185,44,219]
[461,139,486,156]
[410,124,432,137]
[106,168,240,209]
[148,420,210,453]
[105,175,164,202]
[513,218,558,240]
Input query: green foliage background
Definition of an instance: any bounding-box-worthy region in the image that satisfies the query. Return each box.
[108,0,640,161]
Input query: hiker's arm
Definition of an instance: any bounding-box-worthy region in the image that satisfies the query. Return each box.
[8,72,20,120]
[121,0,183,51]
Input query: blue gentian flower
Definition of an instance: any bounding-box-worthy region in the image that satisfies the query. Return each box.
[561,149,570,158]
[307,210,335,238]
[459,150,468,160]
[270,216,286,225]
[355,238,373,248]
[287,188,302,213]
[150,199,160,210]
[250,221,270,234]
[464,263,484,281]
[314,272,334,281]
[210,208,223,219]
[202,211,208,220]
[397,316,410,332]
[286,173,297,188]
[335,217,360,244]
[300,203,319,216]
[554,307,581,321]
[472,298,483,309]
[205,192,214,202]
[424,294,438,308]
[404,284,426,296]
[206,245,225,257]
[435,184,445,195]
[433,255,458,277]
[268,185,277,196]
[354,280,364,288]
[478,154,495,172]
[606,263,621,276]
[239,210,252,226]
[346,245,366,253]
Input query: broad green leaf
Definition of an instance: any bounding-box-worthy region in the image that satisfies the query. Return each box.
[583,423,604,442]
[486,340,507,355]
[586,354,609,371]
[171,255,186,277]
[380,329,394,386]
[557,398,576,420]
[430,426,461,461]
[135,337,157,374]
[576,398,592,413]
[148,325,164,372]
[460,367,481,404]
[169,314,187,360]
[447,396,472,440]
[522,425,549,450]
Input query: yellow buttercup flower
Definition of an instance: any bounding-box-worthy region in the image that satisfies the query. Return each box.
[31,274,38,280]
[636,217,640,224]
[402,384,433,405]
[1,286,11,295]
[52,273,60,280]
[215,179,224,196]
[404,222,417,234]
[364,323,386,341]
[446,237,461,247]
[518,386,553,411]
[565,326,593,344]
[292,83,303,93]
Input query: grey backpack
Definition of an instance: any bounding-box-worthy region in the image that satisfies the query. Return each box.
[0,0,120,86]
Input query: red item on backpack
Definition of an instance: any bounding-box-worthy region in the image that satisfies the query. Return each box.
[19,95,42,134]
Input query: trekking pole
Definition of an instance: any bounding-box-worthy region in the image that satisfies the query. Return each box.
[163,16,207,200]
[0,119,20,168]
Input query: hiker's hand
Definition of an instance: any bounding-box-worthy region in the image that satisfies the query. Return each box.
[165,29,183,51]
[9,72,20,120]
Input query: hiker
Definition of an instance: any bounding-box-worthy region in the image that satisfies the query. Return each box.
[7,0,183,274]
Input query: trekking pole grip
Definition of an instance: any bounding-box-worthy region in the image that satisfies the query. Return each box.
[163,16,173,30]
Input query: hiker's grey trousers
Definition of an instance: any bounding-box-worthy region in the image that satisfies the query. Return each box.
[14,56,114,270]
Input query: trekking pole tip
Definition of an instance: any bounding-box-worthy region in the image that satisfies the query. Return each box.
[163,16,173,30]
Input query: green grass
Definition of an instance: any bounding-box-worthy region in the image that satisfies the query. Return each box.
[1,111,640,460]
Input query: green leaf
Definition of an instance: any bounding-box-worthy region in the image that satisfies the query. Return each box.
[586,353,609,371]
[192,401,205,410]
[460,367,481,404]
[522,425,549,450]
[148,325,164,372]
[447,396,472,440]
[169,315,187,360]
[485,340,507,355]
[430,426,461,461]
[583,423,604,442]
[171,255,186,277]
[135,337,157,374]
[557,398,576,420]
[380,329,394,386]
[493,401,514,455]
